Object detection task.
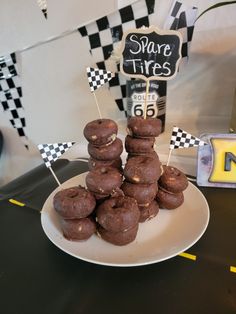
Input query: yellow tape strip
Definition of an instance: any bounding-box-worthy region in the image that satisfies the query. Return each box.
[9,199,25,207]
[230,266,236,273]
[179,252,197,261]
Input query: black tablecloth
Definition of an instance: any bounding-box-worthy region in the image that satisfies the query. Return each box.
[0,160,236,314]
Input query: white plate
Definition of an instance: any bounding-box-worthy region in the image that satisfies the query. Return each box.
[41,173,210,267]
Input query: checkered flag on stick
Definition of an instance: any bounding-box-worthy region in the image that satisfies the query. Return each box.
[79,0,155,114]
[164,1,198,62]
[86,67,113,92]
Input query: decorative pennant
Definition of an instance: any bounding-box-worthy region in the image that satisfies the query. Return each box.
[37,0,48,19]
[37,142,75,168]
[86,67,113,92]
[0,53,29,149]
[164,1,198,61]
[78,0,155,113]
[170,126,207,149]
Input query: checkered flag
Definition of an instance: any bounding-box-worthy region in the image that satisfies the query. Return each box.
[87,67,113,92]
[0,53,29,149]
[37,142,75,168]
[37,0,48,19]
[170,127,207,149]
[78,0,155,113]
[164,1,198,61]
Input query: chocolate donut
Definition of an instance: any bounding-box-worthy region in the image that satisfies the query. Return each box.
[125,135,155,154]
[88,138,123,161]
[124,155,161,184]
[88,157,122,172]
[139,200,159,223]
[60,216,96,241]
[156,186,184,209]
[96,196,140,233]
[121,180,157,204]
[83,119,117,146]
[127,117,162,138]
[86,166,123,195]
[97,224,139,246]
[159,165,188,193]
[53,186,96,219]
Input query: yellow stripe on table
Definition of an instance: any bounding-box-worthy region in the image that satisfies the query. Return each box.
[179,252,197,261]
[9,199,25,207]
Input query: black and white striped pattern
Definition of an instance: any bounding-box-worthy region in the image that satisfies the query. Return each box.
[170,127,207,149]
[0,53,29,149]
[38,142,75,168]
[164,1,198,61]
[87,67,113,92]
[37,0,48,19]
[79,0,155,113]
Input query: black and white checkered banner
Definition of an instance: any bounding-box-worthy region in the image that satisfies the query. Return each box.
[0,53,29,149]
[164,1,198,62]
[38,142,75,168]
[37,0,48,19]
[78,0,155,114]
[87,67,113,92]
[170,126,207,149]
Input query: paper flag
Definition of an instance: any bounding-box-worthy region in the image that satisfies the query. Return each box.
[0,53,29,149]
[169,126,207,149]
[86,67,113,92]
[37,142,75,168]
[164,1,198,61]
[78,0,155,113]
[37,0,48,19]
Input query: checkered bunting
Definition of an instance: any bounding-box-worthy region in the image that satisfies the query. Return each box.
[164,1,198,61]
[38,142,75,168]
[0,53,29,149]
[37,0,48,19]
[86,67,113,92]
[170,127,207,150]
[78,0,155,113]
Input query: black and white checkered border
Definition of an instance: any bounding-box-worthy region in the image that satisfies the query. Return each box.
[164,1,198,60]
[79,0,155,113]
[87,67,113,92]
[0,53,18,80]
[38,142,75,168]
[170,127,206,149]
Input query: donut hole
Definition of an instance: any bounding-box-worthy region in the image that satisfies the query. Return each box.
[66,190,79,198]
[97,120,103,125]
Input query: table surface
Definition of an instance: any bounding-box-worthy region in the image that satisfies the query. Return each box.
[0,159,236,314]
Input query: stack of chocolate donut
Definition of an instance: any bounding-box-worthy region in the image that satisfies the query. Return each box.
[156,165,188,209]
[84,118,124,201]
[121,117,163,222]
[53,186,97,241]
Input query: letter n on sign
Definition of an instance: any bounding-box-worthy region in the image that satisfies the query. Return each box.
[197,134,236,188]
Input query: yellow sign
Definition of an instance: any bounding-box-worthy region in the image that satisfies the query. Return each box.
[209,138,236,183]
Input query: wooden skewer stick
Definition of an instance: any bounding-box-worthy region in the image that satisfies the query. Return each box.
[166,149,172,167]
[49,166,61,187]
[93,92,102,119]
[143,80,150,119]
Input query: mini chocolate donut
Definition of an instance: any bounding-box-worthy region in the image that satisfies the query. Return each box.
[60,216,96,241]
[53,186,96,219]
[124,155,161,184]
[156,186,184,209]
[86,166,123,195]
[83,119,117,146]
[88,157,122,172]
[125,135,155,154]
[121,180,157,204]
[159,165,188,193]
[88,138,123,161]
[139,200,159,223]
[96,196,140,233]
[127,117,162,138]
[97,224,139,246]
